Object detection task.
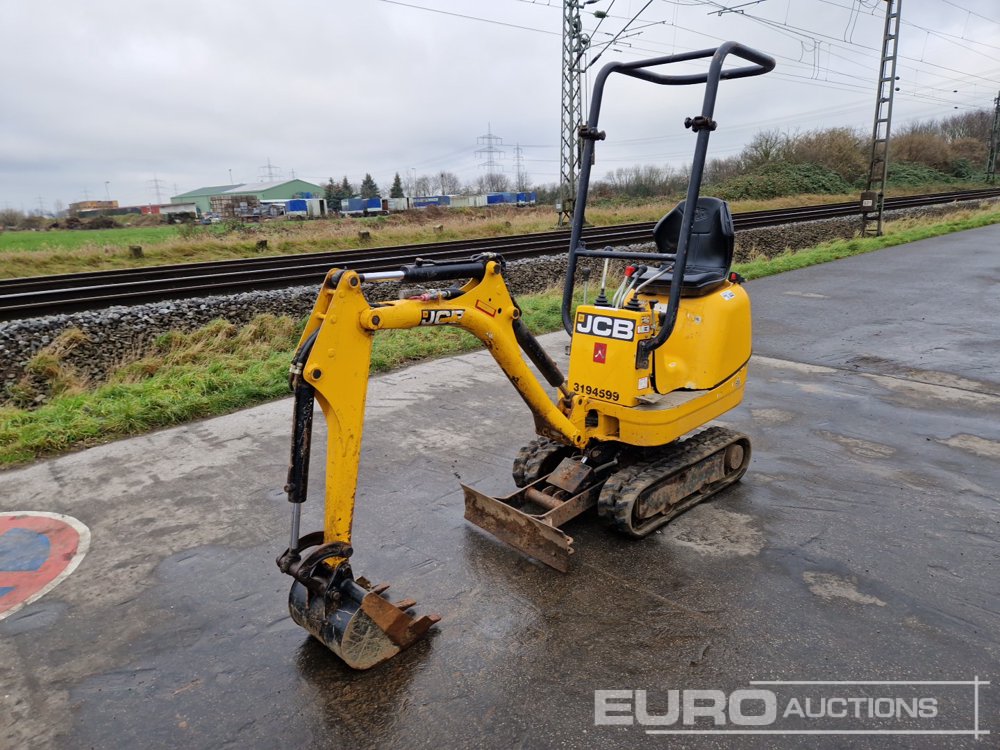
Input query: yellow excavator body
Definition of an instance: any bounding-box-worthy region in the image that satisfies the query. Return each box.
[274,41,775,669]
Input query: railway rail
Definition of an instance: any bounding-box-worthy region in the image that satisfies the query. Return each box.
[2,188,998,321]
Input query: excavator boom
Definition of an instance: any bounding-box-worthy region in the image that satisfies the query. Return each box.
[278,255,584,667]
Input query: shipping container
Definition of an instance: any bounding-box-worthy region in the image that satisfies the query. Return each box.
[448,195,474,209]
[77,206,142,218]
[486,192,518,205]
[386,197,410,212]
[306,198,327,217]
[286,199,308,216]
[341,197,384,215]
[411,195,451,208]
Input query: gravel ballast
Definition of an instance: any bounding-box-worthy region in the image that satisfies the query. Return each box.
[1,199,994,398]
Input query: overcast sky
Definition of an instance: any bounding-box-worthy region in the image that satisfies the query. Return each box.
[1,0,997,211]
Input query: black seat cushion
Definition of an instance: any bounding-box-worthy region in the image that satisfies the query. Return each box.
[643,197,735,296]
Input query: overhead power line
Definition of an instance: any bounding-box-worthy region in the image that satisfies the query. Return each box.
[586,0,655,70]
[375,0,558,35]
[728,5,999,85]
[813,0,1000,57]
[939,0,1000,27]
[514,0,999,98]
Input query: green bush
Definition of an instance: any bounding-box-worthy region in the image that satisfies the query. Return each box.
[950,159,975,179]
[885,161,955,187]
[176,222,205,240]
[710,162,853,201]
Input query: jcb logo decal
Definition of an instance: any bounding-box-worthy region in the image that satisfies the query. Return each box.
[575,313,635,341]
[420,309,464,325]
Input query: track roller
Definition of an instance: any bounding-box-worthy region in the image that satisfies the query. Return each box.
[598,426,750,538]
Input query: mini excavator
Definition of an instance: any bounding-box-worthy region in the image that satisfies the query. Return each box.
[276,43,775,669]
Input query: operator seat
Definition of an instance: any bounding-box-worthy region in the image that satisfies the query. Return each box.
[641,196,735,296]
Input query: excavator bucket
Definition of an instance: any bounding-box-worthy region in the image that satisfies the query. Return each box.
[288,578,439,670]
[462,458,603,572]
[279,534,439,670]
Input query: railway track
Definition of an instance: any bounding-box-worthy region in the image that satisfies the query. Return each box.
[2,188,998,321]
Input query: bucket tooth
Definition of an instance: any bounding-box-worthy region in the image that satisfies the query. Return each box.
[360,591,438,647]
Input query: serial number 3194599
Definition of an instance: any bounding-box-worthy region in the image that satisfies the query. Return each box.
[573,383,620,401]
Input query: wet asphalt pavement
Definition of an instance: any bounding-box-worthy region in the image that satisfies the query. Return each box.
[1,224,998,749]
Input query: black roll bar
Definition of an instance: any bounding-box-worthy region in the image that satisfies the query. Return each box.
[560,42,775,353]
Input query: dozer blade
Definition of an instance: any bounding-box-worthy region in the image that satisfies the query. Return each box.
[462,473,601,572]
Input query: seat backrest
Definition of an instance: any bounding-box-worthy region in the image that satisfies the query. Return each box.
[652,196,735,271]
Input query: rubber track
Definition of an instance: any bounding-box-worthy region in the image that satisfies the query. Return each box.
[597,426,748,538]
[511,437,574,488]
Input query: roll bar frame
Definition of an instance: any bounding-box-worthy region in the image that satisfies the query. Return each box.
[560,42,775,358]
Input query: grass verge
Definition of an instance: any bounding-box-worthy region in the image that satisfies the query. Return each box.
[733,204,1000,279]
[0,225,183,253]
[2,205,998,467]
[0,295,569,466]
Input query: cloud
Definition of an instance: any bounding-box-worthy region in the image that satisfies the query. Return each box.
[1,0,995,210]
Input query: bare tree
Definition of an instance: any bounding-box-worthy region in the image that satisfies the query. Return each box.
[892,131,955,172]
[533,182,560,203]
[939,109,991,142]
[704,155,743,185]
[19,214,45,229]
[414,174,435,196]
[896,120,938,136]
[740,129,789,170]
[0,208,23,227]
[513,168,531,192]
[949,137,987,168]
[476,172,510,193]
[594,164,682,199]
[437,171,462,195]
[784,127,868,183]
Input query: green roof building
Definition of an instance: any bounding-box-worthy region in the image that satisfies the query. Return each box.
[220,179,323,201]
[170,184,243,215]
[171,179,324,215]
